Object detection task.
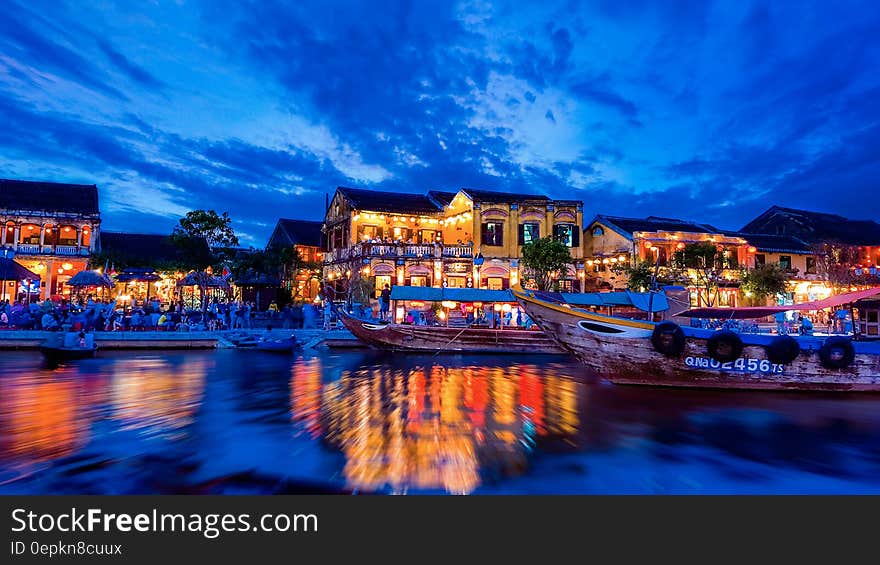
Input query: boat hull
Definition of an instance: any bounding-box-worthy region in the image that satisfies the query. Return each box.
[39,345,98,363]
[514,290,880,392]
[338,310,566,354]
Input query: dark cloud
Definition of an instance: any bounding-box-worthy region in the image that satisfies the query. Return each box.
[0,0,878,245]
[96,39,165,91]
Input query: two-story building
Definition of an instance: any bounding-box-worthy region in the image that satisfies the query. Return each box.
[741,206,880,300]
[266,218,324,303]
[583,215,749,306]
[322,186,584,298]
[1,179,100,300]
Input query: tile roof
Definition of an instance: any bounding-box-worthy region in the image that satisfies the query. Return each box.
[267,219,323,248]
[741,206,880,246]
[99,232,211,267]
[460,188,550,204]
[426,190,458,207]
[0,179,100,216]
[731,232,812,254]
[336,187,442,215]
[590,215,718,238]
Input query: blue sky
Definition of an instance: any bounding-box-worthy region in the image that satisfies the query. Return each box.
[1,0,878,246]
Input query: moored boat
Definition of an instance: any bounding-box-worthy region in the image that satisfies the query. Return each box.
[514,287,880,392]
[255,335,298,353]
[337,308,566,354]
[39,332,98,363]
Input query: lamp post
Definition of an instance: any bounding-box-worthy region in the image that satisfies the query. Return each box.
[1,247,15,302]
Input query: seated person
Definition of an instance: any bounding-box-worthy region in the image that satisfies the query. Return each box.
[41,312,59,331]
[130,311,144,331]
[798,315,814,336]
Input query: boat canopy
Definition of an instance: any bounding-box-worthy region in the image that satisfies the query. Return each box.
[531,290,669,312]
[389,286,669,312]
[389,287,515,302]
[679,286,880,319]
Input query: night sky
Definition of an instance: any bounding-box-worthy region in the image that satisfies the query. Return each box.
[1,0,878,246]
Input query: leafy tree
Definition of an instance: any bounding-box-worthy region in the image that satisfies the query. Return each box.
[612,260,655,292]
[740,263,788,305]
[520,236,573,291]
[673,242,737,307]
[812,242,865,292]
[172,210,239,249]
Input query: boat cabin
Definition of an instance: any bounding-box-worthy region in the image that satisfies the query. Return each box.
[855,299,880,339]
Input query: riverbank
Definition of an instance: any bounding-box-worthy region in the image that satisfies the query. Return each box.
[0,328,357,350]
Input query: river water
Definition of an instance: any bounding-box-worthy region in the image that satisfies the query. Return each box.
[1,349,879,494]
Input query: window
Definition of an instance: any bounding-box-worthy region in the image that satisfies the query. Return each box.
[592,226,604,237]
[518,223,540,245]
[374,276,391,298]
[806,257,816,274]
[409,276,426,287]
[419,230,436,244]
[754,254,766,267]
[487,277,504,290]
[446,276,466,288]
[553,224,579,248]
[482,222,503,246]
[779,255,792,270]
[358,225,383,241]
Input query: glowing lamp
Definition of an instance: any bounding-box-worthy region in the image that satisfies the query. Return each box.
[473,302,483,308]
[602,258,610,264]
[748,246,757,253]
[501,304,512,313]
[676,242,685,250]
[493,304,502,312]
[64,227,71,232]
[62,262,73,271]
[618,255,626,262]
[57,268,64,274]
[586,260,594,266]
[441,301,457,308]
[354,213,360,221]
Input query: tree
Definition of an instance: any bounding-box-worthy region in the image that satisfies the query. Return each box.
[520,236,573,291]
[172,210,239,249]
[812,242,862,292]
[673,242,737,307]
[740,263,788,305]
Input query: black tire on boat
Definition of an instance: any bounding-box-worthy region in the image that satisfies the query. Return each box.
[707,330,744,363]
[819,336,855,370]
[651,322,686,357]
[765,335,800,365]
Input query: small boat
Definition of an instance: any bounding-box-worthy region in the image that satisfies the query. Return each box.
[514,286,880,392]
[255,336,298,353]
[39,332,98,363]
[336,307,566,354]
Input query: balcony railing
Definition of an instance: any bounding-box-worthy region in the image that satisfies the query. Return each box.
[324,242,474,263]
[9,243,90,256]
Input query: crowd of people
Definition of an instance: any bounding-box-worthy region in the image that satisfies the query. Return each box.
[0,295,327,332]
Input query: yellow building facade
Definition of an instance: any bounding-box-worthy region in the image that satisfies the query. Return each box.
[323,187,584,298]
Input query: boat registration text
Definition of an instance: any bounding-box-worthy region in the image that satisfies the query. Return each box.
[685,356,785,374]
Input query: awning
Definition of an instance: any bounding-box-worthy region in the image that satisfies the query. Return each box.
[388,287,515,302]
[0,258,39,282]
[679,286,880,319]
[532,290,669,312]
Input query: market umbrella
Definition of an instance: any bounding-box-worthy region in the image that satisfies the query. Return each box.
[176,272,230,288]
[67,270,114,287]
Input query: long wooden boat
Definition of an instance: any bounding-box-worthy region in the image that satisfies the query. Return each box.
[513,287,880,392]
[336,308,566,354]
[39,332,98,363]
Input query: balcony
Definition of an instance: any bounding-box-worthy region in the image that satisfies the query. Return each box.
[324,242,474,263]
[10,243,90,256]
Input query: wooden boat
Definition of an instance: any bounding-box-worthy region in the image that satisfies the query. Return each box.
[336,308,566,354]
[513,287,880,392]
[39,332,98,363]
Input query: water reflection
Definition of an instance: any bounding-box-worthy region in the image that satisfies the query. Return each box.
[0,371,91,470]
[291,357,583,494]
[108,356,208,439]
[2,350,880,494]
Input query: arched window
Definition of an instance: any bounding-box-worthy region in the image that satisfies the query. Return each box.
[591,226,605,237]
[58,225,77,245]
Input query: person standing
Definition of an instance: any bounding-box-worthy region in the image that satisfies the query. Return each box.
[380,284,391,321]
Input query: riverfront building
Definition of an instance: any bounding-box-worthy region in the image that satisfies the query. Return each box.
[321,186,584,298]
[0,179,100,300]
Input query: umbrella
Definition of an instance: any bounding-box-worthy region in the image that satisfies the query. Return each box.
[67,270,115,288]
[0,258,39,281]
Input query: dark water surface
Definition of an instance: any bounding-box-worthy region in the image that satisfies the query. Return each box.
[2,349,879,494]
